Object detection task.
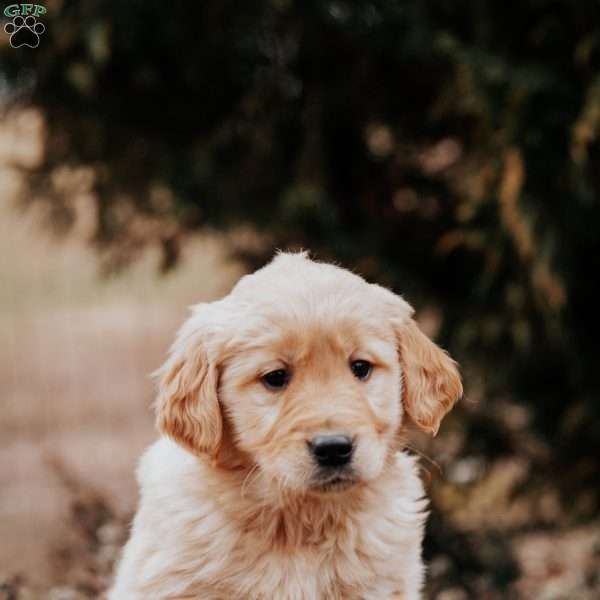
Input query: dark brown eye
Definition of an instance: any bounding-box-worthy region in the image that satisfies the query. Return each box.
[350,360,372,380]
[262,368,290,390]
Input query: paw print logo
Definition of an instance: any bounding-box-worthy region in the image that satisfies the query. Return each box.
[4,15,45,48]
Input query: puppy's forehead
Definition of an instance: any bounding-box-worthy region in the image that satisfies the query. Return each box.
[230,254,383,325]
[218,253,412,355]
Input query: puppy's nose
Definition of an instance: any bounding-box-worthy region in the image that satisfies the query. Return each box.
[309,434,354,468]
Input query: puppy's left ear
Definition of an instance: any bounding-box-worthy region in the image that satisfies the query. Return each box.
[397,317,463,435]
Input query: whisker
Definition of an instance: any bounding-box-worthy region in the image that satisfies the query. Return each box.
[241,463,261,499]
[403,443,443,477]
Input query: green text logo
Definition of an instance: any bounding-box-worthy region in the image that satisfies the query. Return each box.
[4,4,46,17]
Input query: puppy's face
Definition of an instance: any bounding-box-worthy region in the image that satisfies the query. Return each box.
[155,253,462,496]
[218,309,401,493]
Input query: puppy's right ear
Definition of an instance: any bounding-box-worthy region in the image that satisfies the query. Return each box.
[154,334,222,458]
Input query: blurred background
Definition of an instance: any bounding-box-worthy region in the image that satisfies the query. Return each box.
[1,1,599,598]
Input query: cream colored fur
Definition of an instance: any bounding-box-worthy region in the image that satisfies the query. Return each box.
[109,252,462,600]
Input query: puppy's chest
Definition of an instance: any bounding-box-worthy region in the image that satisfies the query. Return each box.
[189,513,404,599]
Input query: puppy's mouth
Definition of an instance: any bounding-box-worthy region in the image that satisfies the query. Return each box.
[309,470,358,493]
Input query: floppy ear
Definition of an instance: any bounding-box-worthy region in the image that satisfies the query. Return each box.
[398,318,463,435]
[154,335,222,458]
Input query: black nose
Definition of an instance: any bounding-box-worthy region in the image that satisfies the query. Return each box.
[309,434,354,468]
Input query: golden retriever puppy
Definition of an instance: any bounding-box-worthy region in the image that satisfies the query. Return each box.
[109,251,462,600]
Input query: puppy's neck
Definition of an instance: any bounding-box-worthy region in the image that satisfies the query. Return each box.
[207,463,377,552]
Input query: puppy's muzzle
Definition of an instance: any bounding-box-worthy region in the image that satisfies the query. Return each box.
[308,434,354,468]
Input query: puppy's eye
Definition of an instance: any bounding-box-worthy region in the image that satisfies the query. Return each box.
[350,360,372,380]
[262,369,290,390]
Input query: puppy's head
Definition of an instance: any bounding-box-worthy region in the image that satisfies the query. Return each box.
[155,252,462,495]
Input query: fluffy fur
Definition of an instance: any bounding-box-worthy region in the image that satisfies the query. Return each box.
[109,252,462,600]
